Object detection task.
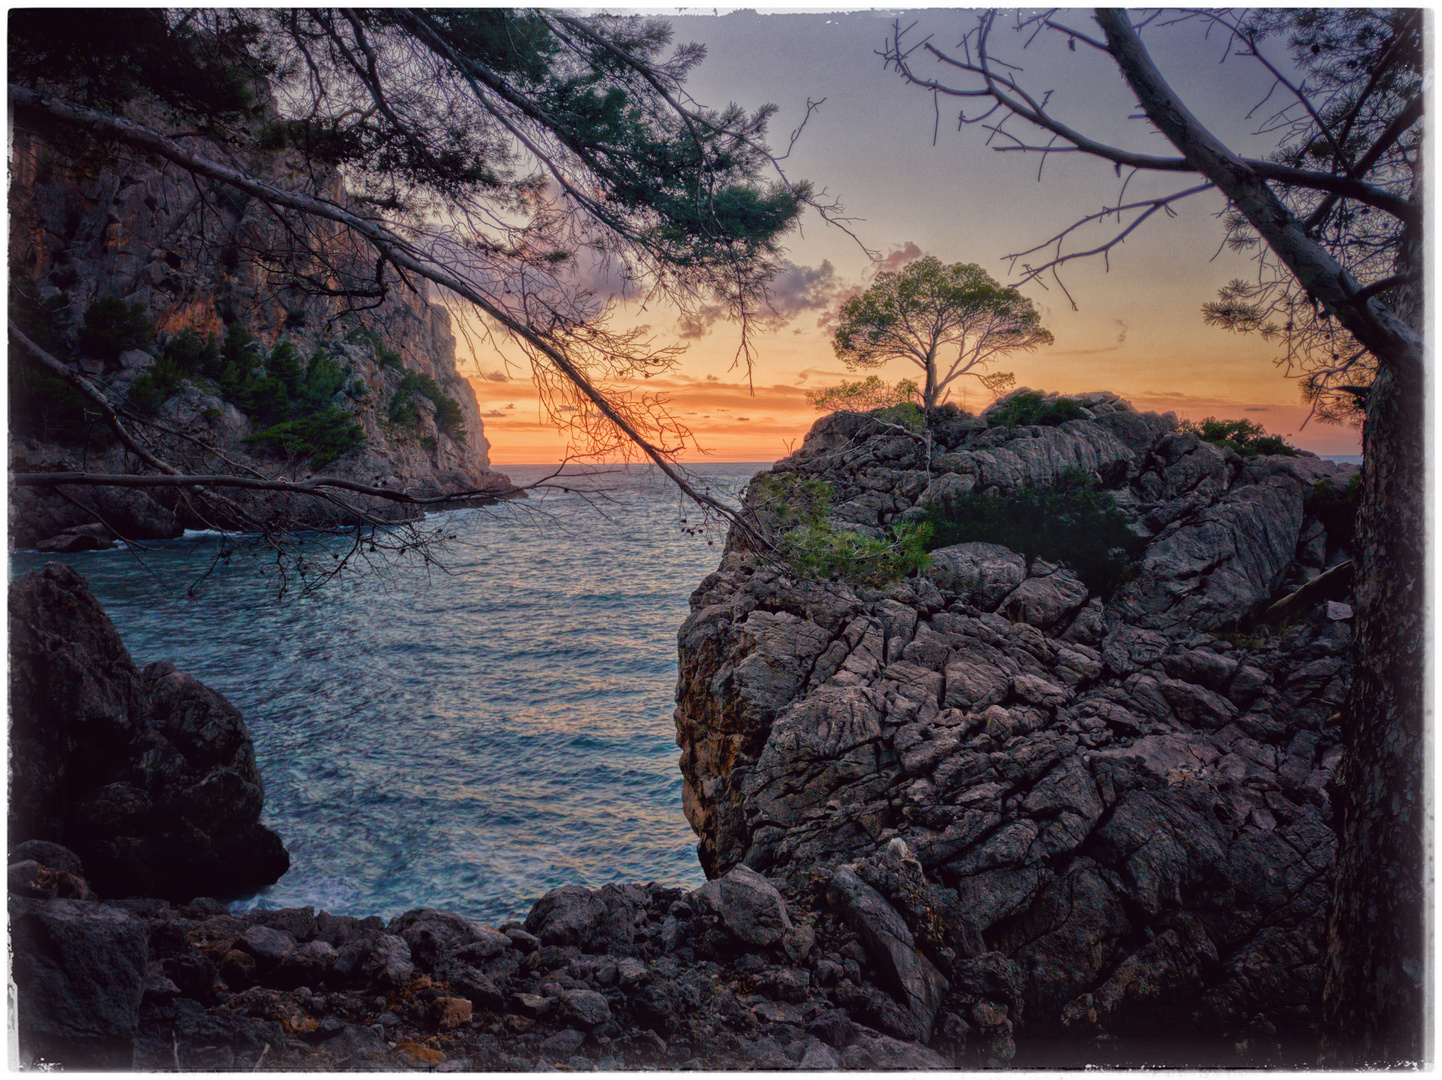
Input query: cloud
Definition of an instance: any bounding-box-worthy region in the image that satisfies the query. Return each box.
[676,258,841,339]
[814,244,922,332]
[1244,406,1272,413]
[478,410,509,418]
[762,259,839,321]
[676,303,727,340]
[477,370,510,383]
[1052,318,1131,358]
[879,241,923,275]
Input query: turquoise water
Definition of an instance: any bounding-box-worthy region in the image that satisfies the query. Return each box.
[11,462,765,924]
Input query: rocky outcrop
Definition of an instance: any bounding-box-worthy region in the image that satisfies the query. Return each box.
[675,392,1356,1057]
[11,847,968,1071]
[9,562,289,901]
[9,89,512,548]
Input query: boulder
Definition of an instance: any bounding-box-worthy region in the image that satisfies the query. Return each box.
[9,564,289,902]
[925,543,1027,609]
[332,930,415,988]
[827,866,948,1038]
[675,396,1355,1050]
[11,897,149,1068]
[690,863,793,947]
[524,883,642,953]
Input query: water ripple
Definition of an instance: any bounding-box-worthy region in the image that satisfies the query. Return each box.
[11,462,762,924]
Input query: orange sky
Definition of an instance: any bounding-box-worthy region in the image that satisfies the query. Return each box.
[457,11,1364,467]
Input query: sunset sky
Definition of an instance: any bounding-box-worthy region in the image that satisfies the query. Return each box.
[461,9,1365,465]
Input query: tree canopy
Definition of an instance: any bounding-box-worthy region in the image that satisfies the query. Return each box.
[830,256,1050,410]
[8,8,832,528]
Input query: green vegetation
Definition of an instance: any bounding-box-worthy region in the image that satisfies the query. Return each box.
[918,469,1145,597]
[9,9,267,118]
[125,354,188,415]
[1308,472,1362,552]
[748,472,931,586]
[808,376,920,413]
[1179,416,1299,457]
[987,390,1088,429]
[77,296,153,362]
[10,282,105,442]
[244,406,365,468]
[831,255,1052,410]
[98,316,366,464]
[389,370,466,440]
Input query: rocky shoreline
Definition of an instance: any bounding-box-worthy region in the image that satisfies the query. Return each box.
[10,393,1357,1069]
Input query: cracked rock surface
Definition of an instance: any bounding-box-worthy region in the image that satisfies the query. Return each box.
[675,392,1356,1058]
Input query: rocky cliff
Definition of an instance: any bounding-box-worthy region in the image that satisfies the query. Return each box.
[10,388,1360,1068]
[675,391,1357,1055]
[9,91,512,549]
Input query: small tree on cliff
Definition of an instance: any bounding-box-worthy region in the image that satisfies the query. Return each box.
[884,9,1422,1065]
[830,256,1051,411]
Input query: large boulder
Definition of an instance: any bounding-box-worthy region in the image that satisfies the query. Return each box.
[11,897,149,1068]
[676,395,1356,1049]
[9,562,289,901]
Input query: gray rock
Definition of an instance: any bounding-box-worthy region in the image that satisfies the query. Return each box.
[524,884,641,953]
[557,988,612,1028]
[690,863,792,946]
[389,908,481,968]
[11,898,149,1069]
[332,930,414,987]
[827,865,948,1038]
[1113,478,1306,631]
[9,564,288,903]
[1001,568,1089,630]
[237,924,296,969]
[541,1028,586,1056]
[799,1037,843,1069]
[925,543,1027,609]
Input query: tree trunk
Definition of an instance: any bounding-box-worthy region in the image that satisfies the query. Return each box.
[1092,15,1428,1059]
[1319,163,1427,1067]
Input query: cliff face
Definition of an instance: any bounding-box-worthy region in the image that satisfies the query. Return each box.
[675,392,1356,1046]
[9,96,511,547]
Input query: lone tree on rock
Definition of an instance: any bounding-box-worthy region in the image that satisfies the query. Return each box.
[830,256,1051,411]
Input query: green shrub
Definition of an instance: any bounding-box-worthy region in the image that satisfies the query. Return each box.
[876,402,925,433]
[747,472,835,528]
[1308,472,1361,552]
[376,345,405,370]
[748,472,929,585]
[125,354,187,414]
[919,469,1145,597]
[389,369,466,439]
[9,277,69,357]
[218,322,261,396]
[987,390,1087,428]
[266,340,304,397]
[242,374,292,424]
[9,365,100,444]
[301,349,348,406]
[808,375,921,413]
[77,296,153,362]
[243,405,365,467]
[162,328,222,378]
[1180,416,1298,457]
[777,519,932,586]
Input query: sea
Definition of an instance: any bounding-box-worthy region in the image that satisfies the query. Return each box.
[10,461,769,925]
